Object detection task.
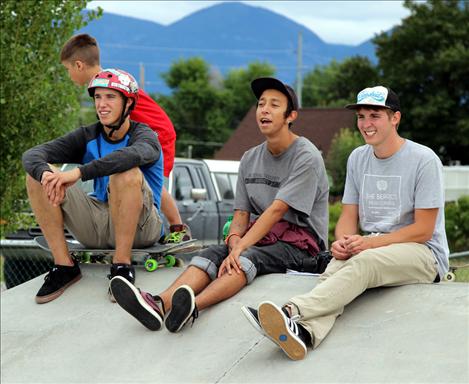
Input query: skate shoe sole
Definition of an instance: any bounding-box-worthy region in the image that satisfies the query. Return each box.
[165,285,195,333]
[35,274,82,304]
[258,301,307,361]
[111,276,162,331]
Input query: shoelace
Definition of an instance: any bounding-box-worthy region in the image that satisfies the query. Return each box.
[44,267,59,282]
[287,314,301,336]
[189,307,199,327]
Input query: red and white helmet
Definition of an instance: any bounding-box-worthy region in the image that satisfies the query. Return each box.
[88,68,139,102]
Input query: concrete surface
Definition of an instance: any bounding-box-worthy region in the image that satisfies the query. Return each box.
[1,264,468,384]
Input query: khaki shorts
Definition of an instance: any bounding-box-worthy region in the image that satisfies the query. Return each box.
[61,179,162,248]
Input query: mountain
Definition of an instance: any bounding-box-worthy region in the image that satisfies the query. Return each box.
[79,2,376,94]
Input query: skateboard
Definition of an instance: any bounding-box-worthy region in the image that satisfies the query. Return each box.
[445,251,469,282]
[34,236,202,272]
[444,263,469,282]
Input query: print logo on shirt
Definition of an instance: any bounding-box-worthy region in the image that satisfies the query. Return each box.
[362,174,401,225]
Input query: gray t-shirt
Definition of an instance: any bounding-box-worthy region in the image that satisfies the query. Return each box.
[235,137,329,249]
[342,139,449,278]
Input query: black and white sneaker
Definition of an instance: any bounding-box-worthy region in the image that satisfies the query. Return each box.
[241,306,264,336]
[165,285,198,333]
[110,276,164,331]
[258,301,309,360]
[108,263,136,302]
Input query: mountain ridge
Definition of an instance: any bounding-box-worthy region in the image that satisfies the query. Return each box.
[80,2,377,94]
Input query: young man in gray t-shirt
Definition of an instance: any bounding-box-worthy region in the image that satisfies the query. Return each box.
[249,86,449,360]
[110,77,329,333]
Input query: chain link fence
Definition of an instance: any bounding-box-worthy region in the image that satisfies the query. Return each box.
[1,247,53,289]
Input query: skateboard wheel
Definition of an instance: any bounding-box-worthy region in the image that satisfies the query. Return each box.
[444,272,456,282]
[145,258,158,272]
[165,255,176,268]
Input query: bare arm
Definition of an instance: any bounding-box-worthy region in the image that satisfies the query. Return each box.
[330,204,359,260]
[344,208,439,255]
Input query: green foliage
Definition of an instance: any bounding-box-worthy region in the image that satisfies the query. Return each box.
[445,195,469,253]
[156,58,274,158]
[0,1,101,235]
[326,128,363,196]
[302,56,379,108]
[374,0,469,164]
[328,201,343,247]
[223,61,275,127]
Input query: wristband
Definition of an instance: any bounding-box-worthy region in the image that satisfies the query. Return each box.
[225,233,241,246]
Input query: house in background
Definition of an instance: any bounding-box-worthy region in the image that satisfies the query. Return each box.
[214,106,356,160]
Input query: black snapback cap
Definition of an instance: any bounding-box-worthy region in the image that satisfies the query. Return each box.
[251,77,299,111]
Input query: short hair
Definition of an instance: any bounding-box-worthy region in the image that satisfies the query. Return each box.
[60,34,100,66]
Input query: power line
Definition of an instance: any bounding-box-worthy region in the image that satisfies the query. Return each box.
[102,43,294,55]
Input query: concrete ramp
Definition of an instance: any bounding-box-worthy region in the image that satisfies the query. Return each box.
[1,264,468,383]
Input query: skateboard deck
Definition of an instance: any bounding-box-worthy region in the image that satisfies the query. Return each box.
[34,236,201,271]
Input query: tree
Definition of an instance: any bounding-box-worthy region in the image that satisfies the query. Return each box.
[0,1,101,234]
[326,128,364,197]
[374,0,469,164]
[223,61,275,128]
[157,57,224,158]
[156,58,275,158]
[302,56,379,108]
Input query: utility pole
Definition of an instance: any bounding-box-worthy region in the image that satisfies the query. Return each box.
[296,31,303,109]
[139,62,145,91]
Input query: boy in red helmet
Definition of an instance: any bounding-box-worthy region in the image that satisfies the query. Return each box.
[60,33,190,243]
[23,68,164,304]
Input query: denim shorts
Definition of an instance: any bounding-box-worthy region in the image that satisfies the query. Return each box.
[189,241,310,284]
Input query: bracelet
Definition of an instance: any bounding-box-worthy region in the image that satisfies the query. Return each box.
[225,233,241,245]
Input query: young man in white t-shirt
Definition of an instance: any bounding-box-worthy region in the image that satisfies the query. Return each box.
[246,86,450,360]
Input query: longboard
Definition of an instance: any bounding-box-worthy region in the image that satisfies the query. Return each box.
[34,236,202,272]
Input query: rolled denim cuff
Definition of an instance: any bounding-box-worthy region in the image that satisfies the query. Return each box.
[189,255,218,281]
[239,256,257,284]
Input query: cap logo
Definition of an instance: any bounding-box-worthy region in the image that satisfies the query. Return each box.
[357,86,388,106]
[90,78,109,88]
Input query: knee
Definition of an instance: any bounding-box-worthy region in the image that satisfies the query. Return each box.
[26,173,38,186]
[26,173,42,194]
[345,249,377,275]
[109,168,141,191]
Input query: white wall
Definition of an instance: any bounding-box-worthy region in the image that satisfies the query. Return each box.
[443,166,469,201]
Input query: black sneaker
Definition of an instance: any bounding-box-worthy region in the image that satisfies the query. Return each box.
[258,301,309,360]
[165,285,198,333]
[35,261,82,304]
[241,306,264,336]
[110,276,165,331]
[108,263,136,302]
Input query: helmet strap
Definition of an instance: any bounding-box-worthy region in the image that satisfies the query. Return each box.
[104,97,133,138]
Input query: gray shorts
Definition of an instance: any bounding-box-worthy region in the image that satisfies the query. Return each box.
[61,179,162,248]
[189,241,310,284]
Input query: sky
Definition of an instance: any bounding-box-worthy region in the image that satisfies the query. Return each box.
[86,1,412,45]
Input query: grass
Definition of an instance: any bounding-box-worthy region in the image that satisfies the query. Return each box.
[448,255,469,283]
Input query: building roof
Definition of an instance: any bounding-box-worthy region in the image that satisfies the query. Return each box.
[214,106,356,160]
